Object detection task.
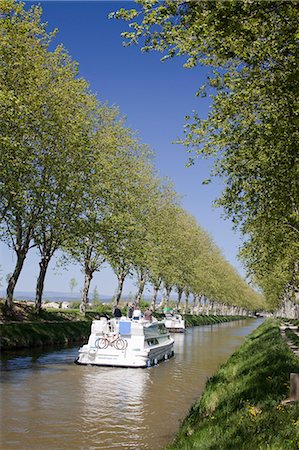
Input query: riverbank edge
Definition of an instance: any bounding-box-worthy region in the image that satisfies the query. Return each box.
[164,318,299,450]
[0,321,91,351]
[0,313,246,351]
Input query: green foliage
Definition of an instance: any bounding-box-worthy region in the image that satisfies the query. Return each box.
[0,0,98,307]
[113,1,299,308]
[93,303,112,317]
[0,0,268,314]
[71,301,81,310]
[165,319,299,449]
[183,314,245,327]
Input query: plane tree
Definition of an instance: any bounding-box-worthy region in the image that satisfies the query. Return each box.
[112,0,298,307]
[0,1,50,309]
[0,2,95,310]
[0,1,101,312]
[63,107,151,311]
[31,58,98,312]
[93,128,156,306]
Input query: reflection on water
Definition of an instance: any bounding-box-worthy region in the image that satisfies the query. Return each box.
[0,319,263,449]
[81,367,150,449]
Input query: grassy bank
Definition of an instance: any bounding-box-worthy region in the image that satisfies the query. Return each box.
[183,314,247,327]
[0,321,92,351]
[0,301,252,351]
[165,319,299,450]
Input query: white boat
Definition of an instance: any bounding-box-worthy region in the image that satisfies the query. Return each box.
[164,313,185,333]
[75,317,174,368]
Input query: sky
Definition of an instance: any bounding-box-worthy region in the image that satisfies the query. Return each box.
[0,1,244,298]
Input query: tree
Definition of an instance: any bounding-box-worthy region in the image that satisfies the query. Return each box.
[92,285,100,306]
[31,58,98,312]
[103,139,157,305]
[112,1,299,307]
[69,278,78,294]
[63,105,154,310]
[0,1,51,309]
[0,1,99,311]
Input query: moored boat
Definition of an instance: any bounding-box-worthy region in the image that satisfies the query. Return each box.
[164,313,185,333]
[75,317,174,368]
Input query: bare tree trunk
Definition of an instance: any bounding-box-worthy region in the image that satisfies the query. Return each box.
[135,270,146,306]
[184,289,190,314]
[176,287,183,310]
[151,280,161,311]
[114,267,128,305]
[5,221,33,310]
[6,247,28,310]
[35,254,51,312]
[192,293,197,309]
[192,294,200,314]
[165,285,172,307]
[81,268,93,315]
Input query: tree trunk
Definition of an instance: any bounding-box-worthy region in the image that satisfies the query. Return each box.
[193,294,199,314]
[114,269,128,305]
[165,285,172,307]
[5,220,34,311]
[135,270,146,306]
[184,290,190,314]
[81,268,93,315]
[151,279,161,311]
[35,254,51,312]
[192,293,197,308]
[5,248,28,310]
[176,287,183,310]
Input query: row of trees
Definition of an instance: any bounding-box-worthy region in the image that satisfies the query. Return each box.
[0,0,263,314]
[112,0,299,310]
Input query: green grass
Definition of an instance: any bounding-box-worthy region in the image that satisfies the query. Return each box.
[183,314,246,327]
[153,313,246,326]
[0,321,91,350]
[165,319,299,450]
[0,300,259,353]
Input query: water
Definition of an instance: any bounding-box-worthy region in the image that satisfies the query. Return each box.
[0,319,263,449]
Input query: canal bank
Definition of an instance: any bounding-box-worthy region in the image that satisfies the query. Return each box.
[165,319,299,450]
[0,321,91,350]
[0,301,246,351]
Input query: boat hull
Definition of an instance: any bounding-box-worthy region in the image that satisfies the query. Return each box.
[76,340,174,368]
[164,315,185,333]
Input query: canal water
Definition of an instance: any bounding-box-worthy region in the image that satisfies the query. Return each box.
[0,318,263,449]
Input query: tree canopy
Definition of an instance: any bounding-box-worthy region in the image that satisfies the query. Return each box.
[112,0,299,308]
[0,0,266,314]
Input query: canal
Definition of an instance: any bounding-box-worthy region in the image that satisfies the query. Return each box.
[0,318,263,449]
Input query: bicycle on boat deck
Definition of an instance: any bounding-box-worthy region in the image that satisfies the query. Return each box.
[95,333,128,350]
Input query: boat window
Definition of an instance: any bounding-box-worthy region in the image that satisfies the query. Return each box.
[147,338,159,346]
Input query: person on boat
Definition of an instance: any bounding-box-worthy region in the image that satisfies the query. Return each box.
[128,304,134,319]
[143,308,153,322]
[132,305,142,320]
[113,305,122,318]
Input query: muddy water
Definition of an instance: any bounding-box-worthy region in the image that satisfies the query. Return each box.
[0,319,263,449]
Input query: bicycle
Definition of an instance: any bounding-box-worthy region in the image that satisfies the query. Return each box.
[95,333,128,350]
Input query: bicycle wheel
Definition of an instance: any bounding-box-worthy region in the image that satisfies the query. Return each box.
[95,337,108,349]
[114,338,127,350]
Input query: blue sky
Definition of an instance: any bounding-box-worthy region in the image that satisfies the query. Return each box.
[0,1,244,297]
